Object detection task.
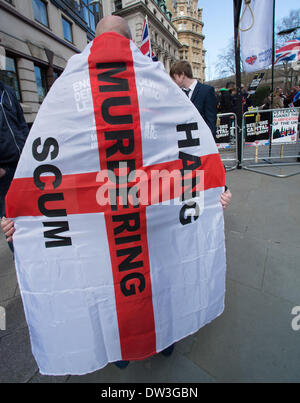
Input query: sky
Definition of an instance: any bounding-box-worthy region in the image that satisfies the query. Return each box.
[199,0,300,81]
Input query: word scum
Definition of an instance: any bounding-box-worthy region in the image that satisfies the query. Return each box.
[32,136,72,249]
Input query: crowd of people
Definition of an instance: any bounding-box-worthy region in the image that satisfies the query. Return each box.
[263,86,300,110]
[216,83,300,114]
[216,81,253,115]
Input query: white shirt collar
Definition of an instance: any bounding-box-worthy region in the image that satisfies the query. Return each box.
[183,79,197,99]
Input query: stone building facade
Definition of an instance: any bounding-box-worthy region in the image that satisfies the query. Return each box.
[0,0,101,124]
[0,0,202,125]
[167,0,205,82]
[108,0,181,73]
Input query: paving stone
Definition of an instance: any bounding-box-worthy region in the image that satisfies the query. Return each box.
[28,372,69,383]
[225,170,263,192]
[0,296,27,339]
[175,333,197,356]
[263,241,300,305]
[0,328,38,383]
[0,241,15,278]
[225,231,269,290]
[224,212,251,234]
[0,272,18,304]
[187,279,300,383]
[246,207,300,246]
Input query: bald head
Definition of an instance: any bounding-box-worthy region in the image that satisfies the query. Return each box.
[95,16,132,39]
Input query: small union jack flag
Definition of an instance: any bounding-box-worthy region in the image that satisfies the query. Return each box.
[140,16,158,62]
[275,38,300,64]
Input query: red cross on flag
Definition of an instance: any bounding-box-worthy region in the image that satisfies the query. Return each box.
[6,32,226,375]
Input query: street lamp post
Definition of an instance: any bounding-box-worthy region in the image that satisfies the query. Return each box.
[233,0,243,168]
[233,0,276,163]
[271,0,275,108]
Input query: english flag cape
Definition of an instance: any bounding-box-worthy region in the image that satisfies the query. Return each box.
[6,33,226,375]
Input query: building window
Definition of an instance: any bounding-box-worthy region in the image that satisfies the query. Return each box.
[62,16,73,43]
[114,0,122,11]
[53,70,62,82]
[32,0,49,27]
[80,0,99,32]
[0,56,21,101]
[34,65,48,103]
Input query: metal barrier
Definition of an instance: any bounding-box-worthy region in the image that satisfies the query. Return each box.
[216,112,238,171]
[241,107,300,178]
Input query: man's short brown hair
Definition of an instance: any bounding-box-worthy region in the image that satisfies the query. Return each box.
[170,61,193,79]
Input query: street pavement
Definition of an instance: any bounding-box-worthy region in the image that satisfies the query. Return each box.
[0,167,300,383]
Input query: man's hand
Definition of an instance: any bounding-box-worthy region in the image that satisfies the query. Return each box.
[220,189,232,210]
[0,168,6,179]
[1,217,15,243]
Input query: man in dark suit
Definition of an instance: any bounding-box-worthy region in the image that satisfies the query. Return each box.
[170,61,217,139]
[169,60,231,206]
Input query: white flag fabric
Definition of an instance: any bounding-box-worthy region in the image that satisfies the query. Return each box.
[6,33,226,375]
[240,0,274,73]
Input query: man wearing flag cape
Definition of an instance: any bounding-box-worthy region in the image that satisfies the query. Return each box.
[1,16,231,376]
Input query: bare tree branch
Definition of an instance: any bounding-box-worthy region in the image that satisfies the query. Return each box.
[215,38,243,79]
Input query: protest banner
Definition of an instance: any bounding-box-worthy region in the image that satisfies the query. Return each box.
[240,0,274,73]
[272,109,299,144]
[247,73,265,94]
[244,111,272,144]
[216,122,231,145]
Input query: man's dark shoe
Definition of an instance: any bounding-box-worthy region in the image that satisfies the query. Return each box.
[160,344,175,357]
[114,360,130,369]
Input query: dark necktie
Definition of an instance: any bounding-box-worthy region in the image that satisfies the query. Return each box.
[183,88,191,98]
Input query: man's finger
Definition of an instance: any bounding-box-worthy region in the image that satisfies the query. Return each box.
[1,218,14,238]
[2,220,13,231]
[4,226,15,237]
[221,195,231,203]
[220,190,232,209]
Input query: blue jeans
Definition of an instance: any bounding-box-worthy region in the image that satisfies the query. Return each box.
[0,166,15,252]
